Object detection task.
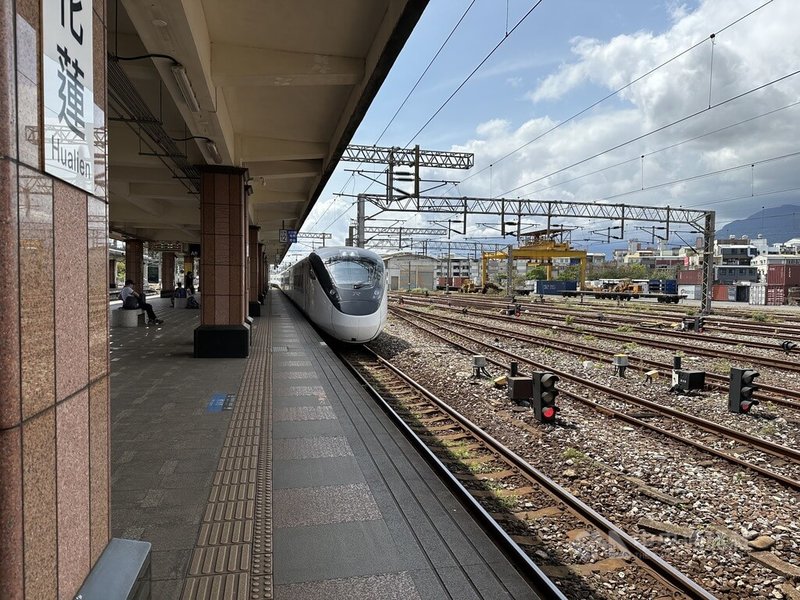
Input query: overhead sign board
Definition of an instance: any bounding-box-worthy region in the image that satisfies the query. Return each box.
[279,229,298,244]
[42,0,95,194]
[149,241,184,252]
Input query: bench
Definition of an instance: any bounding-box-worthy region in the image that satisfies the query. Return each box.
[74,537,151,600]
[111,308,145,327]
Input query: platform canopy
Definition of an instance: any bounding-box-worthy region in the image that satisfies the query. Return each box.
[108,0,428,262]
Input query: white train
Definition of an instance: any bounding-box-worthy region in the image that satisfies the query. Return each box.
[278,247,388,343]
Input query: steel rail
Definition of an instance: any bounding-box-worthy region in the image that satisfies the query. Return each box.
[396,302,800,410]
[392,307,800,465]
[391,310,800,491]
[396,294,800,368]
[354,347,717,600]
[335,349,568,600]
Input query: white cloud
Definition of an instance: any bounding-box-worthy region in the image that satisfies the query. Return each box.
[454,0,800,231]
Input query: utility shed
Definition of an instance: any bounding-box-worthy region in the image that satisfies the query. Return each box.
[384,252,438,290]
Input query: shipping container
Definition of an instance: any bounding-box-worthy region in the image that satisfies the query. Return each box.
[749,283,766,305]
[712,284,730,302]
[767,265,800,286]
[539,280,578,295]
[678,284,702,300]
[676,269,703,285]
[766,284,787,305]
[436,276,467,289]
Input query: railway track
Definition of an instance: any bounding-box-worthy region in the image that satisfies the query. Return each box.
[394,303,800,410]
[391,306,800,490]
[341,346,716,600]
[393,292,800,341]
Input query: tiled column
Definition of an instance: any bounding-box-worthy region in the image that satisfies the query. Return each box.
[161,251,175,293]
[248,226,260,317]
[0,0,111,598]
[193,166,249,358]
[124,239,144,295]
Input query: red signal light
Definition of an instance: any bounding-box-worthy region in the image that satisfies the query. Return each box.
[542,406,556,420]
[740,401,755,413]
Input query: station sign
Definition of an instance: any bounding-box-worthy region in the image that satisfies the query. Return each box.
[279,229,298,244]
[42,0,96,194]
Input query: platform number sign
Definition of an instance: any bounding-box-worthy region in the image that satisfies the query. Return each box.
[43,0,95,194]
[279,229,298,244]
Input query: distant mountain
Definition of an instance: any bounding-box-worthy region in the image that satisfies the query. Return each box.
[716,204,800,244]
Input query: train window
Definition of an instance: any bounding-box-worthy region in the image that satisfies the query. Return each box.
[325,258,382,288]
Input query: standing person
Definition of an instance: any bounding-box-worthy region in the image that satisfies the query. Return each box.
[184,271,195,294]
[120,280,164,324]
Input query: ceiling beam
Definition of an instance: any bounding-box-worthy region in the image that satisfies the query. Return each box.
[212,43,363,87]
[246,159,322,180]
[238,135,327,162]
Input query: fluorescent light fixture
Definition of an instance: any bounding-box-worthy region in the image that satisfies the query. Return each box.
[205,140,222,164]
[171,64,201,113]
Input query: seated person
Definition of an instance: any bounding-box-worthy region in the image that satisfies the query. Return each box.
[171,282,187,306]
[186,291,200,309]
[120,279,163,324]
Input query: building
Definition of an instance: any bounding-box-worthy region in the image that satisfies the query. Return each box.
[384,253,438,291]
[750,253,800,282]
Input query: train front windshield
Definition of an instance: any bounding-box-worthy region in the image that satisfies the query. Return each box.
[319,252,385,315]
[326,257,383,289]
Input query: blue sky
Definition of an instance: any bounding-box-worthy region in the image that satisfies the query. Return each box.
[292,0,799,261]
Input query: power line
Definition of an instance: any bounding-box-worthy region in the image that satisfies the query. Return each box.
[374,0,477,146]
[309,2,477,230]
[527,99,800,196]
[598,150,800,202]
[452,0,778,191]
[504,68,800,197]
[404,0,545,147]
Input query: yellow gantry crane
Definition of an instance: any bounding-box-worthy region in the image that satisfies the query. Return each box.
[481,241,587,290]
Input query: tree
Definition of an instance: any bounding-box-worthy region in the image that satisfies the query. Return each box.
[527,266,548,280]
[557,266,581,281]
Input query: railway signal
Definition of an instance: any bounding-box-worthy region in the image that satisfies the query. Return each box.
[781,340,797,354]
[729,367,760,414]
[533,371,559,423]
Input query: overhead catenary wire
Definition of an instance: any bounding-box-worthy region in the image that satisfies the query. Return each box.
[307,1,479,235]
[404,0,545,148]
[374,0,477,146]
[502,68,800,197]
[452,0,778,192]
[525,99,800,196]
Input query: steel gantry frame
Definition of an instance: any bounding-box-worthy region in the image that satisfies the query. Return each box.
[342,145,474,169]
[346,225,447,248]
[357,194,715,314]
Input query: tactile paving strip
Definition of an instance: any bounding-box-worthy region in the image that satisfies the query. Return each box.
[181,300,274,600]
